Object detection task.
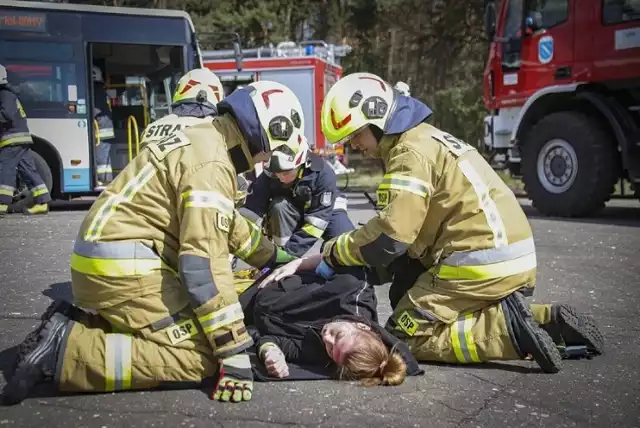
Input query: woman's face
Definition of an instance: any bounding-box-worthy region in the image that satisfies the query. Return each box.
[321,321,371,364]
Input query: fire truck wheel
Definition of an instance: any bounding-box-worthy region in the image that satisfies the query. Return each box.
[521,111,619,217]
[9,151,54,213]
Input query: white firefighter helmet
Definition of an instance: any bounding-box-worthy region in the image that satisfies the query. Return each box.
[321,72,397,145]
[394,81,411,96]
[92,65,104,83]
[265,135,311,173]
[172,68,224,108]
[246,80,306,153]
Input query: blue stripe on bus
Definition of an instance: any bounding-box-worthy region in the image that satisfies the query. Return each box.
[63,168,91,192]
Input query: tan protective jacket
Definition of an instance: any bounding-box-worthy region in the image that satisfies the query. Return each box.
[139,114,210,149]
[71,115,276,358]
[322,122,536,301]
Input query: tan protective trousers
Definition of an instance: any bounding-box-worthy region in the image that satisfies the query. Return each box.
[387,271,551,364]
[56,273,219,392]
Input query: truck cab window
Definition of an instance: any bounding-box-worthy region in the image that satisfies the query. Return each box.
[603,0,640,24]
[526,0,569,30]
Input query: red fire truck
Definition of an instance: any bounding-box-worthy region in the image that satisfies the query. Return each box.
[202,41,349,158]
[482,0,640,217]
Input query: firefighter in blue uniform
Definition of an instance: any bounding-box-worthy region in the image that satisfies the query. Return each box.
[240,137,354,258]
[0,64,51,216]
[92,65,115,187]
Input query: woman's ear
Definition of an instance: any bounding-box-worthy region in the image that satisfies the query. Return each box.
[355,322,371,331]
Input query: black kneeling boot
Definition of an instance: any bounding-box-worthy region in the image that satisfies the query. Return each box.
[502,292,563,374]
[2,313,71,405]
[542,304,605,359]
[13,300,77,372]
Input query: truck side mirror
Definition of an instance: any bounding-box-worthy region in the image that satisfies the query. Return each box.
[233,40,243,72]
[484,1,497,41]
[524,12,544,35]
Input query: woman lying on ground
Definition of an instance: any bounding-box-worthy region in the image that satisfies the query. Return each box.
[239,265,423,385]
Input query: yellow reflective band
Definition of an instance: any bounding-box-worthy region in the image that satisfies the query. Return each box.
[70,253,165,277]
[181,190,234,215]
[0,135,33,148]
[236,220,262,259]
[84,164,156,241]
[451,313,481,363]
[105,333,133,392]
[32,185,48,197]
[302,223,324,238]
[0,185,13,196]
[198,302,244,334]
[434,252,537,281]
[335,232,363,266]
[378,174,431,199]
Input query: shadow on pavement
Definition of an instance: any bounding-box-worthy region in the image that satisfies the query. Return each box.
[42,282,74,303]
[49,199,95,212]
[520,204,640,228]
[419,360,541,374]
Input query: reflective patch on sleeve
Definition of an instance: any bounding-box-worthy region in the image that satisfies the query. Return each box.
[397,311,418,336]
[181,190,234,214]
[376,189,390,207]
[320,191,333,207]
[166,319,198,345]
[216,212,231,232]
[378,174,431,198]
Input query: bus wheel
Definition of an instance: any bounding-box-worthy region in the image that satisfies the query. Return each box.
[9,151,54,213]
[521,111,618,217]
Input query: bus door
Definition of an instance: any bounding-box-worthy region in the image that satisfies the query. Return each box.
[104,81,148,175]
[88,41,186,177]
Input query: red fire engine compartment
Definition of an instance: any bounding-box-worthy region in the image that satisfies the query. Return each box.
[202,42,349,152]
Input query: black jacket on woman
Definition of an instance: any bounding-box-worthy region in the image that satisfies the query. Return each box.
[240,267,423,381]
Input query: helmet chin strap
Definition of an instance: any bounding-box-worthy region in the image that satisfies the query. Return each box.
[370,125,384,144]
[226,138,255,174]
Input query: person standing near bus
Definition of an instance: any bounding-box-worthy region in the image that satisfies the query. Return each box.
[139,68,225,149]
[0,64,51,216]
[92,65,115,187]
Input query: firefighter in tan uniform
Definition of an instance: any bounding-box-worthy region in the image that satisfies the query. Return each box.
[3,81,305,405]
[263,72,604,372]
[139,68,224,150]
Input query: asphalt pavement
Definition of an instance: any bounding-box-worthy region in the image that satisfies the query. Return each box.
[0,194,639,428]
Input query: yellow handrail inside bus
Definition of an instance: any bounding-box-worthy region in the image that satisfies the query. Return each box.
[127,115,140,161]
[94,119,100,146]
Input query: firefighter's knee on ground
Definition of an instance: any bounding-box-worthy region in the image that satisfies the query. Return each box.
[267,196,301,245]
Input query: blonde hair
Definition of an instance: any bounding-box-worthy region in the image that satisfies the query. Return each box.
[339,329,407,386]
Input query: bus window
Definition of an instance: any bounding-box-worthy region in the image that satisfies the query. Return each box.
[0,41,83,117]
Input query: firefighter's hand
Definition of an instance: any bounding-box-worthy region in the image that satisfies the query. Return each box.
[259,254,323,288]
[213,353,253,402]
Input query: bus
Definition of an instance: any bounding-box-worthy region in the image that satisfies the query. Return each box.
[0,0,203,209]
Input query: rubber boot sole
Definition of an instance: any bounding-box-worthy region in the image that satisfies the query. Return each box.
[2,314,68,405]
[510,294,563,373]
[555,304,604,357]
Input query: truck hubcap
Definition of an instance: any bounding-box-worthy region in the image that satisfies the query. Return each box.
[536,139,578,194]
